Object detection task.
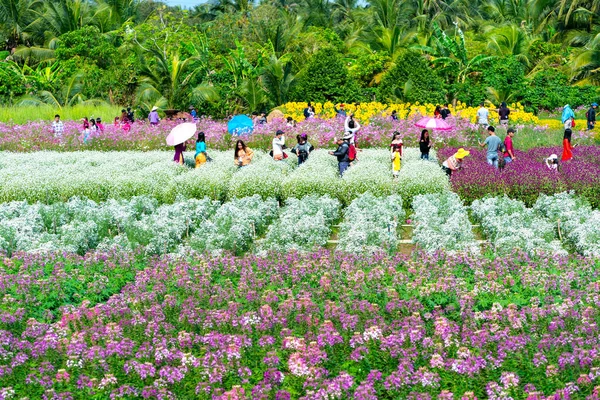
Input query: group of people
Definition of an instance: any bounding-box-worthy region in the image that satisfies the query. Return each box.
[476,102,511,127]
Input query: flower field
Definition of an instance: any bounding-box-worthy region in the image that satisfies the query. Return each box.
[0,102,595,153]
[3,249,600,399]
[2,111,600,399]
[0,148,447,205]
[439,146,600,207]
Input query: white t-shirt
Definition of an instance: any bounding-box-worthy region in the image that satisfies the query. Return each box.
[272,136,285,156]
[477,107,489,124]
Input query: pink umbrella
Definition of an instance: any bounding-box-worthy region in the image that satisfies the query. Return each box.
[415,117,452,131]
[166,122,196,146]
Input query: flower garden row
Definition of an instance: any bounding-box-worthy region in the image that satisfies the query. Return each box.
[0,149,447,206]
[2,248,600,399]
[2,189,599,258]
[0,101,593,153]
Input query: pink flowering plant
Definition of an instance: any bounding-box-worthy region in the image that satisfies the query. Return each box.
[1,249,600,398]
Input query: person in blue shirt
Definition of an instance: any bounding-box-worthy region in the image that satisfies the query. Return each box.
[478,126,502,168]
[190,106,198,120]
[195,131,208,168]
[335,103,347,117]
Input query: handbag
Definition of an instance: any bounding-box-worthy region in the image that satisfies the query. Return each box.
[571,119,576,127]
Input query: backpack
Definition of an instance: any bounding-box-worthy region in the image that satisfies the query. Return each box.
[348,143,357,162]
[498,141,506,153]
[586,110,590,119]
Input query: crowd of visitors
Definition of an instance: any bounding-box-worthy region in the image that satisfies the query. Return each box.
[50,100,598,178]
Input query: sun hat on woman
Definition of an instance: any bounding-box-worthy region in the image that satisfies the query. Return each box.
[455,148,470,159]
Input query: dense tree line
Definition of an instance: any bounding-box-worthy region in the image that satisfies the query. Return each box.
[0,0,598,117]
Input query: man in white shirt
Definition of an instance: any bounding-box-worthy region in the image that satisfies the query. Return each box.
[52,114,64,138]
[272,130,285,160]
[476,103,489,128]
[344,114,360,145]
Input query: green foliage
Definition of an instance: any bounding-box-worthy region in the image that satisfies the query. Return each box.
[523,70,599,111]
[55,26,117,68]
[292,47,360,103]
[348,51,390,88]
[378,51,446,104]
[0,62,28,103]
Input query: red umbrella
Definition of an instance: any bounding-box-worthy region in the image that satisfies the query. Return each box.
[415,117,452,131]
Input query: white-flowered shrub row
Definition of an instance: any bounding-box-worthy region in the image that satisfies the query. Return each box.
[533,192,600,257]
[337,193,405,254]
[259,195,341,253]
[190,195,279,255]
[0,148,448,205]
[411,192,479,253]
[471,196,567,255]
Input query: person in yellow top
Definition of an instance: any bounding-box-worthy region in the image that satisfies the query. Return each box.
[234,140,254,167]
[442,148,470,177]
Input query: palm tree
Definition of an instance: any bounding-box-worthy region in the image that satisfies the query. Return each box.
[486,24,534,66]
[570,31,600,84]
[28,0,98,45]
[261,52,297,106]
[136,41,219,110]
[0,0,41,48]
[17,70,105,107]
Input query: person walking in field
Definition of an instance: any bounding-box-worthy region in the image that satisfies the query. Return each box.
[149,106,160,126]
[498,102,510,126]
[195,131,208,168]
[344,114,361,147]
[477,103,489,128]
[561,128,574,161]
[390,131,403,178]
[587,102,597,130]
[329,134,352,176]
[52,114,64,138]
[442,148,470,177]
[292,133,314,165]
[561,104,575,130]
[503,128,516,164]
[419,129,432,160]
[440,104,451,120]
[272,130,286,161]
[478,126,502,168]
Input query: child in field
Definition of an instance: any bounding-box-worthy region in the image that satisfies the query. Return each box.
[390,131,403,178]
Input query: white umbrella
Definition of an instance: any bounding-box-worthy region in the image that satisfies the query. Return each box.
[166,122,196,146]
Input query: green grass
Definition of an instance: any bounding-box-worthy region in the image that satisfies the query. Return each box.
[0,104,124,124]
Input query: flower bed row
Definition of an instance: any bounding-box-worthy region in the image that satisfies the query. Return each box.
[411,192,479,253]
[471,192,600,257]
[439,146,600,207]
[0,149,449,206]
[2,250,600,398]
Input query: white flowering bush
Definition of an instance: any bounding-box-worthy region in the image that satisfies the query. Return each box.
[190,195,279,255]
[337,193,404,254]
[281,150,340,200]
[397,160,450,207]
[534,192,600,256]
[260,195,341,252]
[227,154,293,201]
[0,196,219,256]
[412,192,479,253]
[471,196,566,255]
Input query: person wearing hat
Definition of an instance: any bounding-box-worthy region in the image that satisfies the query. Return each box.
[545,154,559,171]
[587,103,597,131]
[344,113,360,146]
[272,130,286,161]
[442,148,470,177]
[148,106,160,126]
[292,133,314,165]
[329,133,352,176]
[335,103,346,118]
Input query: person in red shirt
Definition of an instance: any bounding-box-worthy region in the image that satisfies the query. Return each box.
[503,128,516,164]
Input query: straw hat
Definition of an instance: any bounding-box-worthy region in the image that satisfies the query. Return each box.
[455,148,470,159]
[151,106,158,111]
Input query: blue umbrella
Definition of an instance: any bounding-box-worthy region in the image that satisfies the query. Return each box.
[227,115,254,136]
